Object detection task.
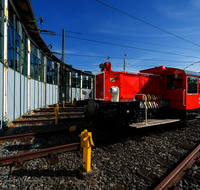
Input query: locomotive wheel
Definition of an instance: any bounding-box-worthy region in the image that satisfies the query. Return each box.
[88,99,97,116]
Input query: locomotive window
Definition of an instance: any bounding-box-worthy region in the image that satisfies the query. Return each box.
[199,78,200,93]
[166,74,182,90]
[187,77,197,94]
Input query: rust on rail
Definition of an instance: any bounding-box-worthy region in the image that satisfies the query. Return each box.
[0,142,80,166]
[154,144,200,190]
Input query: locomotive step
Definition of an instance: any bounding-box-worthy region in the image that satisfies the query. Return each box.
[129,118,180,128]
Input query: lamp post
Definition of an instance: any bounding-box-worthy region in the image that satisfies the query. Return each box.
[123,53,127,72]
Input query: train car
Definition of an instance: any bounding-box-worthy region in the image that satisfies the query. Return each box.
[76,62,200,127]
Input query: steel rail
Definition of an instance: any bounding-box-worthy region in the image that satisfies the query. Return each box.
[22,112,84,119]
[48,104,83,107]
[12,117,85,124]
[154,144,200,190]
[0,142,80,166]
[0,127,88,144]
[33,108,84,112]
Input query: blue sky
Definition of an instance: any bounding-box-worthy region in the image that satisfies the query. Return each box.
[31,0,200,74]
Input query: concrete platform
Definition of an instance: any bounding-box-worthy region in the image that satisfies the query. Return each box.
[129,118,180,128]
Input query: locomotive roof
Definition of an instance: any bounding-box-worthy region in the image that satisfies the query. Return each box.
[184,70,200,77]
[140,66,200,77]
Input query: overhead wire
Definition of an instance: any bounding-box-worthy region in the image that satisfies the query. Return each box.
[65,30,200,52]
[54,53,196,63]
[33,29,200,59]
[62,35,200,59]
[183,61,200,70]
[96,0,200,48]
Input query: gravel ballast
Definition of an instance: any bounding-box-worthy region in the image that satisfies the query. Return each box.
[1,121,200,189]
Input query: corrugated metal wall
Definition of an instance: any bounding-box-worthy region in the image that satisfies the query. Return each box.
[30,79,34,111]
[72,88,80,100]
[52,85,57,104]
[42,84,44,107]
[82,88,91,100]
[7,69,28,122]
[7,69,14,122]
[46,84,50,106]
[30,80,49,110]
[39,82,42,108]
[15,72,20,119]
[50,84,52,105]
[0,62,3,129]
[21,76,27,115]
[46,84,57,105]
[35,81,38,109]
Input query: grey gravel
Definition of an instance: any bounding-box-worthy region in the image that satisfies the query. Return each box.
[1,121,200,189]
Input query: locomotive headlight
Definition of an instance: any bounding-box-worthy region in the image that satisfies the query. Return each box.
[109,86,119,102]
[109,87,118,94]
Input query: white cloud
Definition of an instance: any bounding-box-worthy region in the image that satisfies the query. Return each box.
[191,0,200,8]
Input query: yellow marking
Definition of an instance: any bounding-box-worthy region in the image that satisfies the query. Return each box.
[4,6,8,20]
[54,107,59,124]
[28,45,31,52]
[69,125,76,132]
[79,130,95,172]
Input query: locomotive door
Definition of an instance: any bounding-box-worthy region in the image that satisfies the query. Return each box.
[199,78,200,108]
[95,72,104,100]
[186,76,199,110]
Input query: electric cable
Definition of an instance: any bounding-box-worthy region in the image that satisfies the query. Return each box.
[96,0,200,48]
[65,30,200,52]
[54,52,196,63]
[63,35,200,59]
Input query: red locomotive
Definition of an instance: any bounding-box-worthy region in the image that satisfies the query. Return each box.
[76,62,200,127]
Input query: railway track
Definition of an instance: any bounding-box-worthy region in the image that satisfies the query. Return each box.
[154,144,200,189]
[9,104,85,126]
[1,118,200,189]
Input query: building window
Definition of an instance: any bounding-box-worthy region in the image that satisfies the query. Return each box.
[52,62,57,84]
[21,34,28,76]
[187,76,197,94]
[47,59,52,84]
[82,75,91,88]
[8,21,14,68]
[0,0,4,62]
[72,72,79,88]
[39,53,44,82]
[30,43,42,80]
[199,78,200,94]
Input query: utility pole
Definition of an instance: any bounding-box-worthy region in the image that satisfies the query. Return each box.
[61,29,65,103]
[123,53,127,72]
[62,29,65,63]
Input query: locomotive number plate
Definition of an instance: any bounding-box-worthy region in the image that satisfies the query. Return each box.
[110,78,115,82]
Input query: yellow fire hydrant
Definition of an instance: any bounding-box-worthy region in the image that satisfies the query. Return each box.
[79,130,95,172]
[63,100,65,107]
[54,104,59,124]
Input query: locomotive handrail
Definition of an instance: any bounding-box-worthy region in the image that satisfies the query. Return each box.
[183,89,186,106]
[133,94,147,125]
